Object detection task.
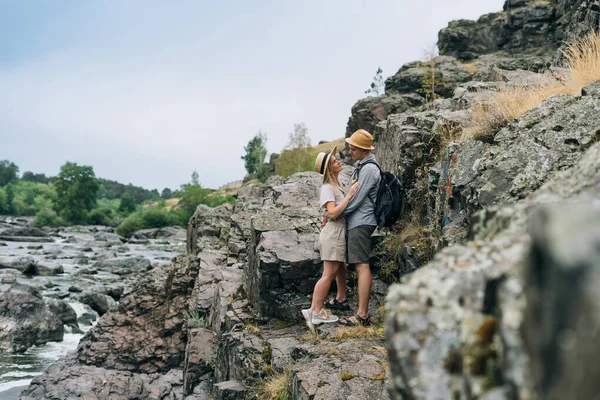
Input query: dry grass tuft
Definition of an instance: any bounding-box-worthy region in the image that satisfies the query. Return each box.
[245,322,262,335]
[369,361,389,381]
[375,219,431,282]
[296,330,319,343]
[340,371,357,381]
[465,84,571,141]
[436,122,462,160]
[328,347,341,356]
[258,372,291,400]
[328,325,385,342]
[563,30,600,93]
[458,61,480,75]
[463,30,600,142]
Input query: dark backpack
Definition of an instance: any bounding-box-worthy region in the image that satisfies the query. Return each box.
[356,160,403,229]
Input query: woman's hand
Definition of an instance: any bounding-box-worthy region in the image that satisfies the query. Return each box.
[321,211,328,227]
[348,182,360,198]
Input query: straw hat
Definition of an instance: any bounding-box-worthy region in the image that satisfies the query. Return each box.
[314,145,338,182]
[345,129,375,150]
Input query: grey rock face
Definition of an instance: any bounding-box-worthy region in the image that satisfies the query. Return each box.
[438,1,555,60]
[385,139,600,399]
[345,93,425,138]
[187,203,233,255]
[385,56,476,98]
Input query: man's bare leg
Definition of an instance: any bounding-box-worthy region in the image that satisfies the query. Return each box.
[355,263,372,318]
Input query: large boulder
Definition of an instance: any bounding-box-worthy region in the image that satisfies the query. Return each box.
[0,284,64,353]
[0,256,37,274]
[78,291,117,316]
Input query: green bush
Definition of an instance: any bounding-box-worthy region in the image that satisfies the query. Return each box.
[116,214,142,236]
[139,207,171,228]
[33,208,66,227]
[116,207,182,237]
[88,208,114,225]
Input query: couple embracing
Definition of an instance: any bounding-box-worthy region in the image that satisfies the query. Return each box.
[302,129,380,332]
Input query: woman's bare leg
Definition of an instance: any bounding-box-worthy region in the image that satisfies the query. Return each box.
[311,261,341,313]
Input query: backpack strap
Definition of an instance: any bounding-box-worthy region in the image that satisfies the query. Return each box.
[355,160,382,208]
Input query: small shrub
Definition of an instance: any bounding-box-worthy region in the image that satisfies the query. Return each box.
[115,214,141,236]
[459,61,480,75]
[185,310,206,329]
[327,347,341,356]
[116,207,181,236]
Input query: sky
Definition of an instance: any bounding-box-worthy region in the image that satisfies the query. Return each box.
[0,0,504,191]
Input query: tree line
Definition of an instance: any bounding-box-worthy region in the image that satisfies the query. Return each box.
[0,160,234,234]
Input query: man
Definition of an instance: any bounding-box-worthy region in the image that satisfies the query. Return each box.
[329,129,380,327]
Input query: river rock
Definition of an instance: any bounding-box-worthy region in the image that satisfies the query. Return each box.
[45,298,78,329]
[0,255,37,274]
[94,256,152,275]
[35,260,64,276]
[0,283,63,353]
[78,291,117,316]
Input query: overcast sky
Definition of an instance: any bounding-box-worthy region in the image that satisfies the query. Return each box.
[1,0,503,191]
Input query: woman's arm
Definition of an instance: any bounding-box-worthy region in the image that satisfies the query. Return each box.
[325,182,360,220]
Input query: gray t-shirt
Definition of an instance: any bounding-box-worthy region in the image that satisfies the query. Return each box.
[341,155,380,230]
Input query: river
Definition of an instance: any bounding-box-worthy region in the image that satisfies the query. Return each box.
[0,221,186,399]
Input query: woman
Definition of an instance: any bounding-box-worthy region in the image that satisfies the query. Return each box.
[301,146,359,332]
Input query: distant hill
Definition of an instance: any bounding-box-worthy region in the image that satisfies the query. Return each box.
[96,178,160,203]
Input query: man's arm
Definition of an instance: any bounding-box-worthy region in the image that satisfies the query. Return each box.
[340,165,379,216]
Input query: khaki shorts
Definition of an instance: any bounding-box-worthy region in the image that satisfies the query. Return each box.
[347,225,376,265]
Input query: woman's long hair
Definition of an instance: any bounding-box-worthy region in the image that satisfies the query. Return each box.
[323,157,343,193]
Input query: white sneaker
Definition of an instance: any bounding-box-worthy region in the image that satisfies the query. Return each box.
[311,308,339,325]
[301,309,315,333]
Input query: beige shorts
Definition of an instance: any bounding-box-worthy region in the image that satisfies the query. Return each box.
[319,218,346,262]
